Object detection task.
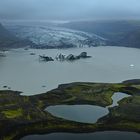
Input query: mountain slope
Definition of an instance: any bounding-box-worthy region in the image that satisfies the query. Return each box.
[7,25,107,49]
[0,23,17,48]
[0,23,30,49]
[118,30,140,48]
[61,20,140,48]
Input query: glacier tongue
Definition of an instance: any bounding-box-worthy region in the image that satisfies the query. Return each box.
[7,25,107,49]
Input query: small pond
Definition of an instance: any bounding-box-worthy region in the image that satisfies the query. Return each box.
[46,92,130,123]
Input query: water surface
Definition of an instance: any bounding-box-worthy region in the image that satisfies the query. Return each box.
[0,46,140,95]
[21,131,140,140]
[46,92,130,123]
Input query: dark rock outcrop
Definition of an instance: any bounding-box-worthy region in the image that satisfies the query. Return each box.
[123,79,140,85]
[39,55,54,62]
[78,52,92,58]
[66,54,76,60]
[39,52,91,62]
[66,52,91,61]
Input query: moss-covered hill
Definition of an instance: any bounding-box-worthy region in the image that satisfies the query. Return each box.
[0,79,140,140]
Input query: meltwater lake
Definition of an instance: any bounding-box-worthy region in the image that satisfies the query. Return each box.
[0,46,140,95]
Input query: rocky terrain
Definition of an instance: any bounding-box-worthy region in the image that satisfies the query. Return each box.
[39,52,91,62]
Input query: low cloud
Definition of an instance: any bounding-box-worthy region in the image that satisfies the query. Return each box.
[0,0,140,21]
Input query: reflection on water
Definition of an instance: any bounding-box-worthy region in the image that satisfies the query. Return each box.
[0,47,140,95]
[21,131,140,140]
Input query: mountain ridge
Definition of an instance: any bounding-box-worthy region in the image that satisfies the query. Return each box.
[61,20,140,48]
[0,23,31,49]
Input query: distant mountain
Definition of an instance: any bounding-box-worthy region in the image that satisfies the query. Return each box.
[0,23,30,49]
[7,25,107,49]
[4,20,140,49]
[61,20,140,48]
[117,30,140,48]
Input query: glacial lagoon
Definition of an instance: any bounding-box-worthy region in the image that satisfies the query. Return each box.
[0,46,140,95]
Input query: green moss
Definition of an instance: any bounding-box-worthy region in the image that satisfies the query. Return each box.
[23,96,29,102]
[2,108,23,119]
[132,85,140,89]
[37,100,42,107]
[26,114,31,120]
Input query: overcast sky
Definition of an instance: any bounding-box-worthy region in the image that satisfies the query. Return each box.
[0,0,140,21]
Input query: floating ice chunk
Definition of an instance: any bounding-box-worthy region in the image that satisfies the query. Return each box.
[130,64,134,67]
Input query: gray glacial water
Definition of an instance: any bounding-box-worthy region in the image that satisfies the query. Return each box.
[0,46,140,95]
